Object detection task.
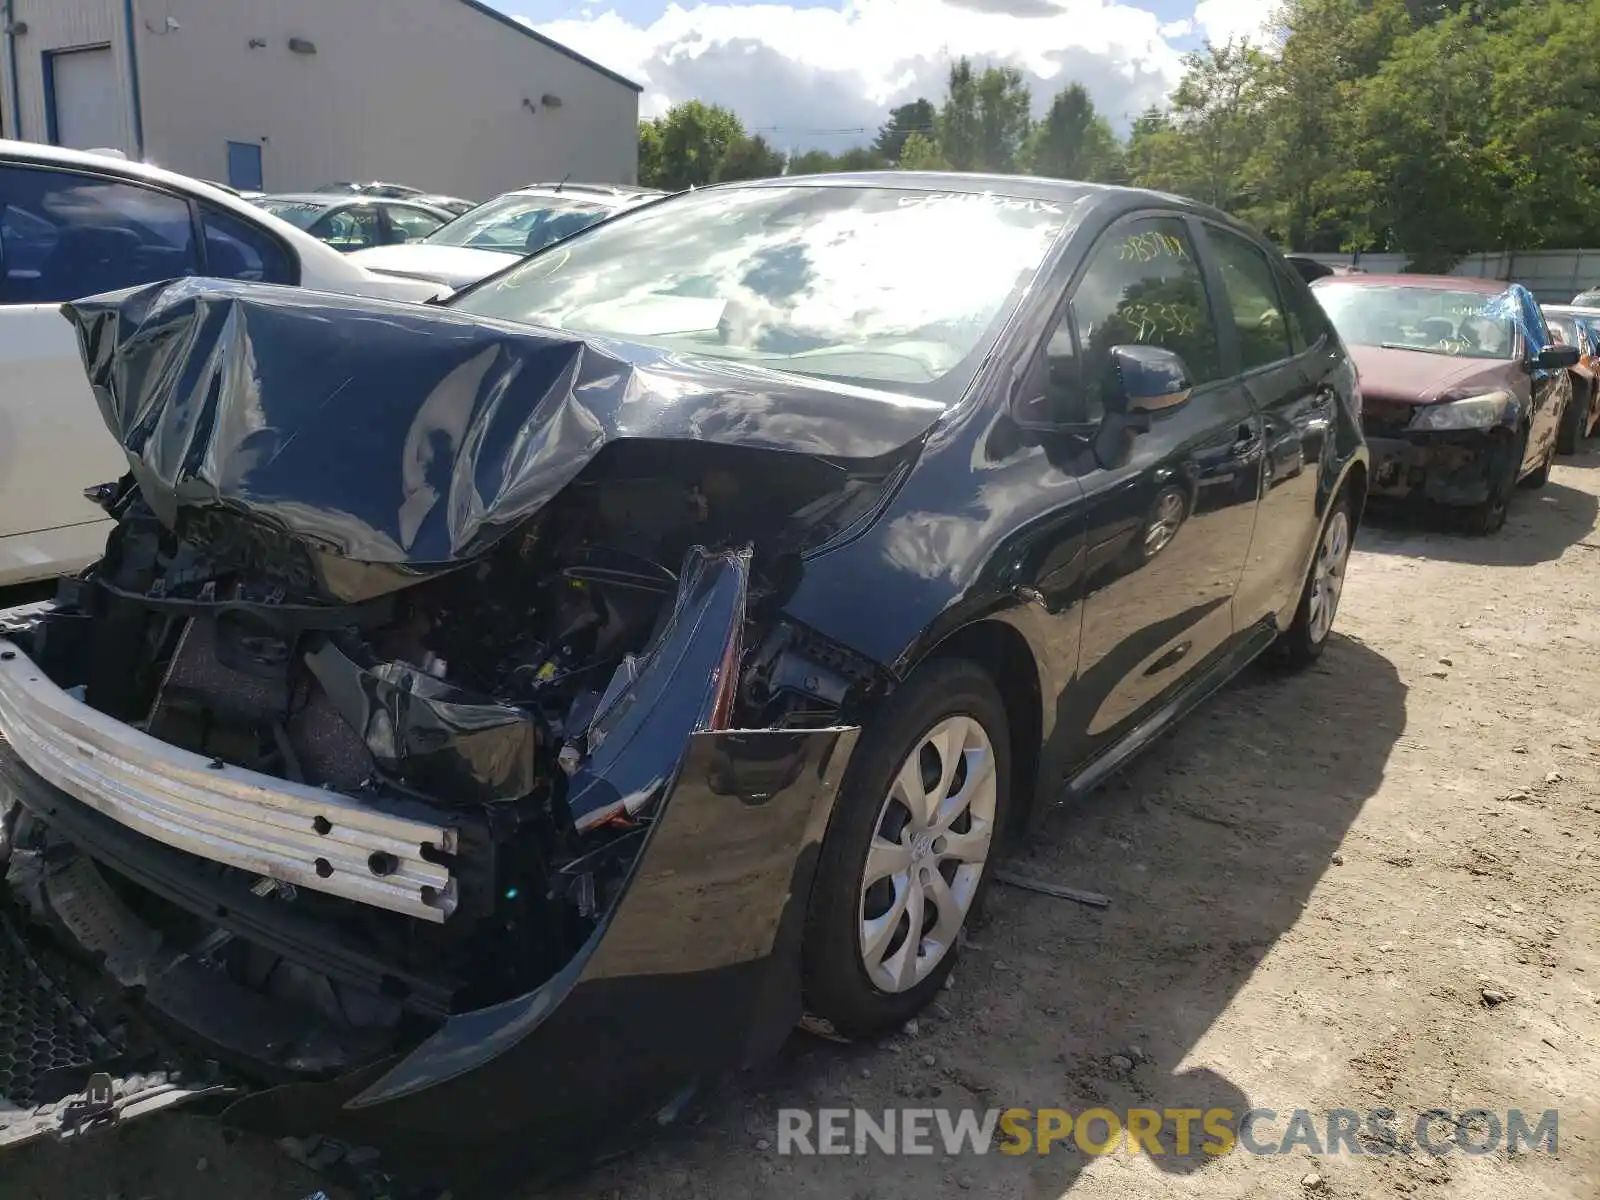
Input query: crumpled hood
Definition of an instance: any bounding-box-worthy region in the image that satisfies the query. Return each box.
[1349,344,1523,405]
[62,278,945,600]
[344,244,521,290]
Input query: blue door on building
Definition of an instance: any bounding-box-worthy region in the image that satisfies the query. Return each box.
[226,141,263,191]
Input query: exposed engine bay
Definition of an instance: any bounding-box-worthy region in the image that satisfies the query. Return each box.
[1,439,890,1085]
[0,277,934,1127]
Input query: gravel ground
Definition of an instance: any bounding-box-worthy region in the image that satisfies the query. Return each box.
[6,455,1600,1200]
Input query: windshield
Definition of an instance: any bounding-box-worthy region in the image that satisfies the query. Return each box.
[449,184,1069,400]
[257,200,330,230]
[1315,283,1519,360]
[429,194,611,254]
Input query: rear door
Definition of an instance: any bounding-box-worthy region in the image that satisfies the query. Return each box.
[1200,221,1335,626]
[0,161,200,584]
[1045,212,1264,766]
[1517,288,1568,468]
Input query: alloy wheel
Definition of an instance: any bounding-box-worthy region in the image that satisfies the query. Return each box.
[858,715,997,993]
[1306,508,1351,645]
[1144,488,1187,558]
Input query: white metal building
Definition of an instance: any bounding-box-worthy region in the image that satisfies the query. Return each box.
[0,0,641,198]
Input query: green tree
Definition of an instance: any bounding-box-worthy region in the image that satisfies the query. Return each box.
[1166,40,1271,212]
[1026,83,1121,182]
[638,101,746,191]
[637,121,665,190]
[872,99,937,163]
[937,58,1032,172]
[938,58,982,170]
[976,65,1033,173]
[897,132,949,170]
[835,146,886,171]
[715,133,786,182]
[786,149,843,175]
[1345,12,1501,269]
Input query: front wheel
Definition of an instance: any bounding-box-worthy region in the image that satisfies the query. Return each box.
[1275,492,1353,669]
[1464,426,1526,535]
[802,658,1012,1040]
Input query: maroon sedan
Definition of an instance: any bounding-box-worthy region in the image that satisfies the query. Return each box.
[1312,275,1577,533]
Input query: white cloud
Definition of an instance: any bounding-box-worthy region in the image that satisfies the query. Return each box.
[518,0,1193,148]
[1191,0,1279,46]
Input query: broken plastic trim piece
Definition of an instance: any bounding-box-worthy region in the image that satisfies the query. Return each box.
[566,546,750,833]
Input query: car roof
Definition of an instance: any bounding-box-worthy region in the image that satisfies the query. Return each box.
[0,139,378,283]
[508,184,666,207]
[1313,272,1512,294]
[262,192,451,213]
[697,171,1283,236]
[518,181,662,196]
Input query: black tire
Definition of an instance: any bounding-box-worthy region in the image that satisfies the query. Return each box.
[1465,427,1525,534]
[1276,490,1354,670]
[1521,432,1554,490]
[802,657,1012,1040]
[1557,380,1587,455]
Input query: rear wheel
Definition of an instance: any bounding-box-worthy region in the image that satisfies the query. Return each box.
[802,658,1011,1040]
[1276,492,1353,669]
[1557,381,1586,454]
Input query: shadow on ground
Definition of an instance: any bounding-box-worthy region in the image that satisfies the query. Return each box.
[1359,476,1598,566]
[542,633,1408,1199]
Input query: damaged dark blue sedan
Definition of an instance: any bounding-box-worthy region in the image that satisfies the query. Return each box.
[0,173,1366,1187]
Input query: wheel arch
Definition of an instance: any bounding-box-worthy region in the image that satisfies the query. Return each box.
[916,617,1045,845]
[1342,458,1368,532]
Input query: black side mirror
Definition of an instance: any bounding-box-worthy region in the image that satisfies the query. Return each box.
[1087,346,1194,471]
[1536,344,1580,370]
[1103,345,1193,417]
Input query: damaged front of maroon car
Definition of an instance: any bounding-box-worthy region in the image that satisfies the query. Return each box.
[1311,275,1576,534]
[0,278,944,1184]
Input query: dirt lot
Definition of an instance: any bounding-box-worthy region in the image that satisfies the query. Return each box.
[6,456,1600,1200]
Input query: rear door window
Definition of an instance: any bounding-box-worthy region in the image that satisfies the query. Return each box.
[382,204,446,244]
[200,205,296,283]
[0,163,199,304]
[1203,224,1294,371]
[311,204,382,251]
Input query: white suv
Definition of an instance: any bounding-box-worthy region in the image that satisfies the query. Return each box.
[0,141,445,588]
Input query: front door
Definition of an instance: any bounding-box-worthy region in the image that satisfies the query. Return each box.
[1517,288,1569,470]
[1043,213,1263,767]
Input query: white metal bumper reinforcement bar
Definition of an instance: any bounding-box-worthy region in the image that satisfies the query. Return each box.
[0,638,459,923]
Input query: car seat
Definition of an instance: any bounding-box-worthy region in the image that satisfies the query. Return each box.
[36,225,147,300]
[1417,317,1455,343]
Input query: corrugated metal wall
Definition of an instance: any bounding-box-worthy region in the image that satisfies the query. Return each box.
[135,0,639,196]
[1298,249,1600,304]
[0,0,135,151]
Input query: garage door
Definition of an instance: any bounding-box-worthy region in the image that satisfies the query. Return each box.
[48,45,123,150]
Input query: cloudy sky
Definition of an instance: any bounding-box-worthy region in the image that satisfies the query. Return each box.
[492,0,1277,150]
